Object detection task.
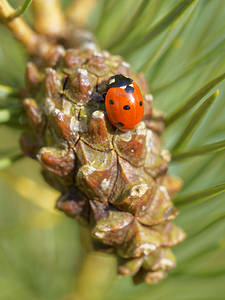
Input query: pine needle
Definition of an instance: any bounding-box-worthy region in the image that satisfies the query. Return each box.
[1,170,60,213]
[165,72,225,126]
[172,140,225,161]
[94,0,116,34]
[7,0,32,20]
[172,90,219,151]
[107,0,150,50]
[119,0,197,55]
[0,107,20,123]
[174,183,225,207]
[0,0,49,54]
[0,109,12,123]
[0,84,18,98]
[140,1,197,73]
[153,35,225,94]
[0,153,24,170]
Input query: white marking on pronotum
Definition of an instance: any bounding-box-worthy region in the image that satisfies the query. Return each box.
[109,77,116,85]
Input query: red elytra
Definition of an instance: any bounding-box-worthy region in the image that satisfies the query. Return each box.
[105,75,144,131]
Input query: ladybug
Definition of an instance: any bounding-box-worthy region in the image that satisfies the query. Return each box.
[105,74,144,131]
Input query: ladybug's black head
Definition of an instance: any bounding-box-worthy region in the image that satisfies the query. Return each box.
[107,74,133,88]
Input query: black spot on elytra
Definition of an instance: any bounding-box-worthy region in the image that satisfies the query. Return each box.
[123,105,130,110]
[125,85,134,93]
[116,122,124,127]
[109,99,114,104]
[139,101,143,106]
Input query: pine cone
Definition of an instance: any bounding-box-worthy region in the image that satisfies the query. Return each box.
[20,29,186,284]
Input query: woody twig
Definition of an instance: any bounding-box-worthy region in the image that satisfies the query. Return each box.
[0,0,39,53]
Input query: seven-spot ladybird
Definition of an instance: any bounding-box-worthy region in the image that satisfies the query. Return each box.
[105,74,144,131]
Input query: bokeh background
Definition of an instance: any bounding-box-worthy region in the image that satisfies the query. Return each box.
[1,0,225,299]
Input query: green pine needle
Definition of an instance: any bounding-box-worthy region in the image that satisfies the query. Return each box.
[153,36,225,94]
[107,0,150,50]
[0,153,24,170]
[0,147,20,156]
[117,0,197,55]
[0,109,12,123]
[172,139,225,161]
[165,72,225,127]
[140,1,197,73]
[94,0,118,34]
[7,0,32,20]
[0,85,19,99]
[172,90,219,151]
[0,105,21,126]
[174,183,225,207]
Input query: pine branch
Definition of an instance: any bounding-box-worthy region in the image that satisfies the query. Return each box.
[32,0,65,37]
[0,0,52,55]
[0,0,39,53]
[7,0,32,20]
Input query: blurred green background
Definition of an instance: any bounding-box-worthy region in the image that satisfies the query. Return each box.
[1,0,225,299]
